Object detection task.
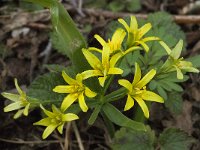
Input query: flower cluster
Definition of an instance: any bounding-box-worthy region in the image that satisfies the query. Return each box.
[1,16,198,139]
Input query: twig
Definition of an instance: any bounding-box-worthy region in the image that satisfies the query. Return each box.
[80,8,200,24]
[72,122,84,150]
[0,138,63,144]
[64,122,72,150]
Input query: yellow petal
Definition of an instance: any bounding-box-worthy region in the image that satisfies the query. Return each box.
[124,95,134,111]
[136,69,156,89]
[134,96,149,118]
[81,70,103,80]
[88,47,102,53]
[130,16,138,33]
[111,28,126,50]
[14,78,23,95]
[4,101,23,112]
[159,41,171,55]
[174,66,183,79]
[57,123,65,134]
[142,37,160,42]
[85,87,97,98]
[42,124,58,139]
[108,67,123,75]
[40,105,55,118]
[98,76,107,87]
[13,109,24,119]
[82,49,102,70]
[141,91,164,103]
[132,63,141,85]
[94,34,106,46]
[62,113,79,121]
[171,39,183,59]
[1,92,20,102]
[61,94,78,112]
[110,52,123,68]
[138,23,152,39]
[102,44,110,70]
[118,18,130,32]
[118,79,132,92]
[135,41,149,52]
[51,104,61,114]
[33,118,51,126]
[23,103,30,116]
[124,46,141,55]
[53,85,74,93]
[62,71,76,84]
[78,92,88,112]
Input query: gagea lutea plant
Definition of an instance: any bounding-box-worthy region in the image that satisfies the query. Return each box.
[1,1,199,147]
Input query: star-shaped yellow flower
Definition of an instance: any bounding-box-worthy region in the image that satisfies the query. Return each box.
[1,78,30,119]
[53,71,97,112]
[34,104,78,139]
[118,63,164,118]
[160,40,199,79]
[118,16,159,52]
[89,28,126,54]
[82,44,123,87]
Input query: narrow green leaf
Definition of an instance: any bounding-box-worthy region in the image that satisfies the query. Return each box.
[25,0,89,73]
[88,104,102,125]
[102,103,146,131]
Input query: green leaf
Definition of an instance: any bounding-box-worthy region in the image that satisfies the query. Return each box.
[88,104,102,125]
[186,54,200,68]
[112,126,155,150]
[147,12,186,58]
[165,92,183,115]
[159,128,194,150]
[83,0,107,8]
[43,64,75,76]
[27,72,65,105]
[25,0,89,73]
[102,103,146,131]
[126,0,141,12]
[108,1,125,12]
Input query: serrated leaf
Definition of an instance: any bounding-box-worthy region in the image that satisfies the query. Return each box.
[146,11,186,60]
[165,92,183,114]
[159,128,194,150]
[102,103,146,131]
[27,72,65,105]
[112,126,155,150]
[126,0,141,12]
[43,64,75,76]
[108,1,125,12]
[186,54,200,68]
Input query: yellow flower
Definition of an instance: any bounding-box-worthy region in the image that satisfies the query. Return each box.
[118,63,164,118]
[1,78,30,119]
[160,40,199,79]
[89,28,126,54]
[82,44,123,87]
[118,16,159,52]
[34,104,78,139]
[53,71,97,112]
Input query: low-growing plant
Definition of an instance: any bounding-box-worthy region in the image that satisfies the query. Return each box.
[2,0,199,149]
